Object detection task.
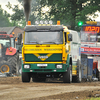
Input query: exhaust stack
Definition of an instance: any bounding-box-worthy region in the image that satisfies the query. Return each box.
[23,0,32,24]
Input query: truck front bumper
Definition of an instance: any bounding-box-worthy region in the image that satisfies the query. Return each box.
[22,63,68,73]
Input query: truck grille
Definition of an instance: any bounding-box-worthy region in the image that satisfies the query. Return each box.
[25,54,62,62]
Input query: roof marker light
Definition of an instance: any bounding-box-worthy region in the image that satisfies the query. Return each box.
[57,21,60,25]
[35,20,53,25]
[12,32,15,34]
[15,38,17,41]
[40,21,43,24]
[27,21,31,25]
[86,21,97,25]
[44,20,48,24]
[35,21,39,25]
[49,20,53,24]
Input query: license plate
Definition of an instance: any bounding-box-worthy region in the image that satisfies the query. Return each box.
[37,64,47,67]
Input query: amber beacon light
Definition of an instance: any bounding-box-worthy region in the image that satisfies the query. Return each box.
[27,21,31,25]
[57,21,60,25]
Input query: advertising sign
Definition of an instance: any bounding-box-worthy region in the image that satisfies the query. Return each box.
[81,42,96,47]
[83,26,100,33]
[81,47,100,55]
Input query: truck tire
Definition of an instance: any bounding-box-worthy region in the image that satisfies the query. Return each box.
[96,69,100,81]
[63,65,72,83]
[72,60,82,83]
[0,60,12,74]
[22,72,30,82]
[98,72,100,81]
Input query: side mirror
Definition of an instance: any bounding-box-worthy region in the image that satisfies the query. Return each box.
[68,34,72,41]
[64,32,67,43]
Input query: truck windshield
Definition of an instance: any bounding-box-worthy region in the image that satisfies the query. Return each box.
[24,31,63,44]
[81,31,97,42]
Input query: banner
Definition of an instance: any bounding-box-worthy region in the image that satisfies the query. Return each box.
[81,47,100,55]
[81,42,96,47]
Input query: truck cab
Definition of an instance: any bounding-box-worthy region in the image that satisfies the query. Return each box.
[22,21,73,83]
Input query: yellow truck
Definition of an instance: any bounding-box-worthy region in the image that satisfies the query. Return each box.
[22,21,81,83]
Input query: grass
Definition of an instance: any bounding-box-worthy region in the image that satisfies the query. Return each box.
[86,97,100,100]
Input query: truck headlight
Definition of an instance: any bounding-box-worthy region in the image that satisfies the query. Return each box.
[24,65,30,69]
[56,65,62,69]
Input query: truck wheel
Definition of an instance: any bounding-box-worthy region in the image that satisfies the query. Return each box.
[72,60,82,83]
[98,72,100,81]
[22,72,30,82]
[96,69,100,81]
[0,61,12,74]
[63,65,72,83]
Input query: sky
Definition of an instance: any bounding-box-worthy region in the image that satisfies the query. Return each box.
[0,0,22,14]
[0,0,100,21]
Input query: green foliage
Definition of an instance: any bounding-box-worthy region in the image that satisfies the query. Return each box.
[9,0,100,30]
[17,0,43,24]
[0,5,12,27]
[6,2,26,28]
[37,0,100,30]
[86,97,100,100]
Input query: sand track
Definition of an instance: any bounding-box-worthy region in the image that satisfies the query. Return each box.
[0,76,100,100]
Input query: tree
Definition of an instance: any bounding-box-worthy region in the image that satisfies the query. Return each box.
[6,2,26,28]
[17,0,45,24]
[33,0,100,30]
[0,5,12,27]
[16,0,100,30]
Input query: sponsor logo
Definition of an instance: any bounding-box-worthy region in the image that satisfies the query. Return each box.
[34,53,53,61]
[38,56,48,59]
